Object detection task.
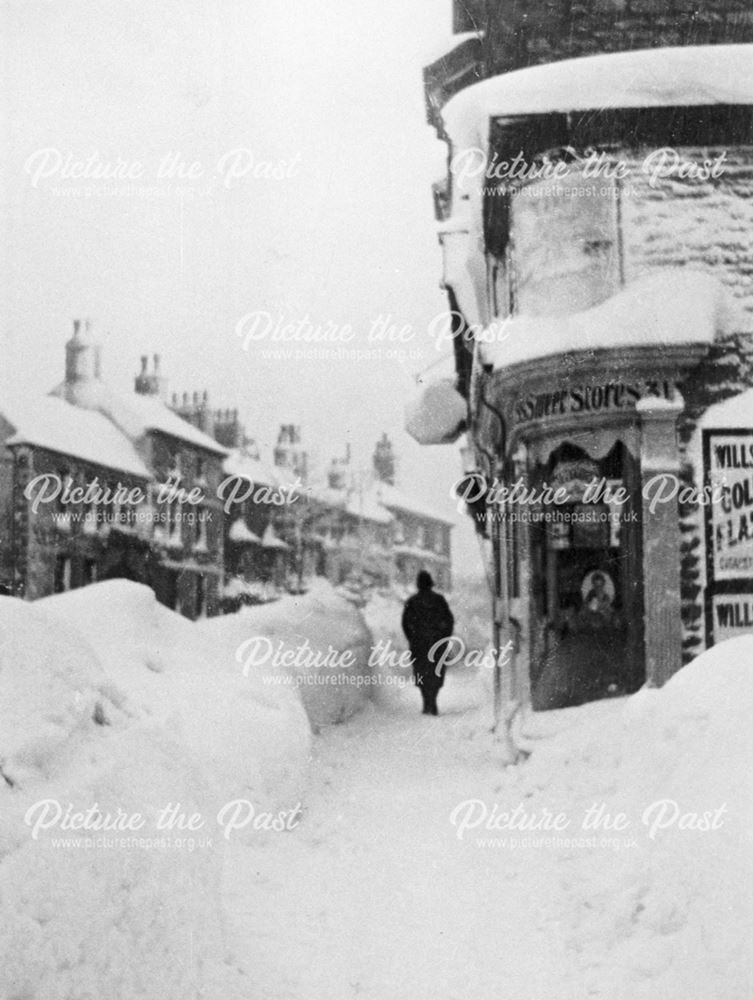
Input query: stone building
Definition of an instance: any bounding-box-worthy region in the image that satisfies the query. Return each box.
[0,395,151,598]
[413,18,753,708]
[0,321,227,617]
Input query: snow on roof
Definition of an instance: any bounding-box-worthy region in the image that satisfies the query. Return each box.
[49,378,227,456]
[376,482,455,526]
[423,30,482,67]
[261,523,289,550]
[443,44,753,149]
[228,518,262,544]
[223,449,277,487]
[3,395,151,479]
[344,488,393,525]
[307,483,346,508]
[699,387,753,429]
[393,543,448,560]
[478,270,732,370]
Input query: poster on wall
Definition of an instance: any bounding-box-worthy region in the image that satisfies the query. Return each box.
[703,429,753,584]
[708,592,753,644]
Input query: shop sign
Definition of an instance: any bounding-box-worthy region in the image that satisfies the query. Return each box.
[512,378,673,428]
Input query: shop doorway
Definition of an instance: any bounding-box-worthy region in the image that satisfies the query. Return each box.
[530,441,645,709]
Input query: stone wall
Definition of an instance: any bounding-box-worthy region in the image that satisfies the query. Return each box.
[453,0,753,75]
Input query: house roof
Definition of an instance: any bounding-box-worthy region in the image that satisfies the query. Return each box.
[376,482,455,526]
[3,395,151,479]
[49,378,227,456]
[223,449,277,487]
[344,488,393,525]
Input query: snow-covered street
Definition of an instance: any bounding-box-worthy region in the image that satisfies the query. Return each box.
[222,673,578,1000]
[2,580,751,999]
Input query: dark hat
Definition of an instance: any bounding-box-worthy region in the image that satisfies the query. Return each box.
[416,570,434,591]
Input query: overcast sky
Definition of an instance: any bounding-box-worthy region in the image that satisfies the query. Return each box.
[1,0,485,578]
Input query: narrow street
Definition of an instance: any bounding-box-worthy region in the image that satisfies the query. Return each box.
[223,672,580,1000]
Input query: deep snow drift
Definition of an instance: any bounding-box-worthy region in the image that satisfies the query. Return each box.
[517,636,753,999]
[2,579,751,999]
[0,578,372,999]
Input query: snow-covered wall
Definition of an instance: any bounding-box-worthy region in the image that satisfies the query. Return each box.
[621,145,753,333]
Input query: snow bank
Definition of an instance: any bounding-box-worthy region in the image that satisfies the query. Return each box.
[519,638,753,999]
[209,577,375,727]
[42,580,311,813]
[0,597,127,786]
[0,596,226,1000]
[1,578,351,997]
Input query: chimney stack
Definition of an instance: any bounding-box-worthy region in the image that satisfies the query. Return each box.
[64,317,101,385]
[134,353,167,398]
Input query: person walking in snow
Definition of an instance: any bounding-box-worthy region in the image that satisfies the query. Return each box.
[401,570,454,716]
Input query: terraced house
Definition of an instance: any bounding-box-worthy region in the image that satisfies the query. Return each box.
[0,321,226,617]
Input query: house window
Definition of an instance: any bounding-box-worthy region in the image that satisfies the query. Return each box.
[83,559,98,585]
[169,503,183,548]
[54,555,71,593]
[194,506,208,551]
[83,501,98,535]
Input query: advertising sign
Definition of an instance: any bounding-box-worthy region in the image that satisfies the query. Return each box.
[703,430,753,583]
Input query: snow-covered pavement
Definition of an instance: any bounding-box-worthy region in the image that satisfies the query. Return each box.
[222,673,581,1000]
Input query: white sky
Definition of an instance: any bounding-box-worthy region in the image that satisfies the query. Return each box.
[1,0,485,578]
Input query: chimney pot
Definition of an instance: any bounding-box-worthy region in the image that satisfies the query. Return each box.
[140,355,148,374]
[153,353,160,374]
[182,392,188,406]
